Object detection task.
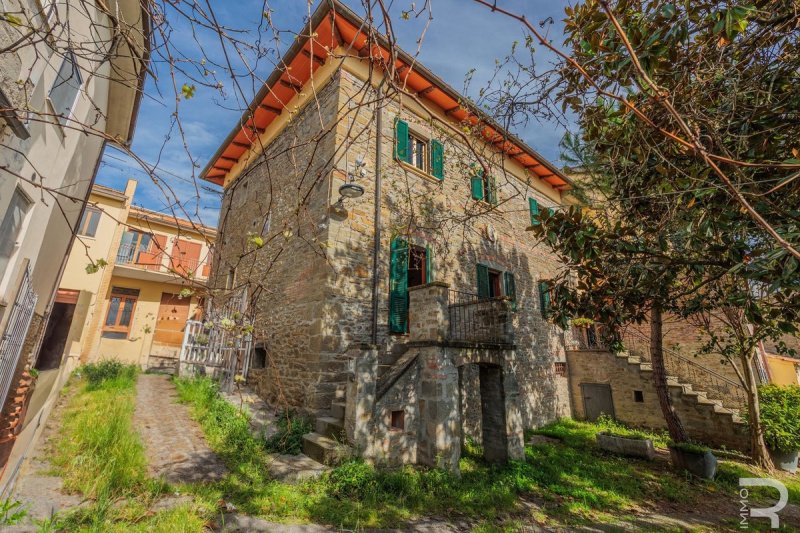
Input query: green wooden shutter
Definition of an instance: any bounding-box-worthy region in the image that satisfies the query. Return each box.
[477,264,490,299]
[394,119,409,162]
[389,237,409,333]
[425,245,434,283]
[538,280,551,316]
[504,271,517,311]
[430,139,444,180]
[486,175,497,205]
[529,198,540,226]
[548,207,556,217]
[471,169,484,201]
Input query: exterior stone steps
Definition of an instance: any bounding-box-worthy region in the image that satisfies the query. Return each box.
[330,401,346,419]
[301,432,351,465]
[621,354,748,428]
[315,416,345,440]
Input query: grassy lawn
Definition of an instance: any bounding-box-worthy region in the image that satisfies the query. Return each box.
[174,377,800,531]
[39,364,211,532]
[24,371,798,532]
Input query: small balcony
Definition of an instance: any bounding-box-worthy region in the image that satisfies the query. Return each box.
[115,243,209,282]
[408,282,513,347]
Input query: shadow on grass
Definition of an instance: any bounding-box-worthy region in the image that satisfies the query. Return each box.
[175,378,798,530]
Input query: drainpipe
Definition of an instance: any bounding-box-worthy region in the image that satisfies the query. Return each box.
[370,82,384,345]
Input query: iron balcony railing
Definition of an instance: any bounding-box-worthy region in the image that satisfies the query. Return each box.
[115,243,207,278]
[447,289,513,345]
[0,265,38,407]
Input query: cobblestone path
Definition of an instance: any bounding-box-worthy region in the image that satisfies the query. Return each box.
[133,373,226,484]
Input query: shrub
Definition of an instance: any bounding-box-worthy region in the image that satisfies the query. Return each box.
[758,384,800,452]
[80,360,137,389]
[263,410,312,455]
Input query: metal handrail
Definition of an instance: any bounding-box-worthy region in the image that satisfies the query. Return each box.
[622,327,747,411]
[447,289,513,344]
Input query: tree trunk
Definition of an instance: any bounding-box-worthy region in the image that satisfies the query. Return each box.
[741,348,773,470]
[650,305,688,442]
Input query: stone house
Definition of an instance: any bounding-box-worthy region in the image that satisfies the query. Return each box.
[199,1,574,472]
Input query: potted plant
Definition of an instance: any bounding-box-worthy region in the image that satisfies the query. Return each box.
[758,384,800,473]
[668,441,717,479]
[597,430,656,460]
[570,317,595,329]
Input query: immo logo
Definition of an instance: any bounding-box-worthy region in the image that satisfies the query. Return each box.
[739,478,788,529]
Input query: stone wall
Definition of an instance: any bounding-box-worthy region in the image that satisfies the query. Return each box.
[321,64,572,427]
[566,349,750,451]
[214,71,342,411]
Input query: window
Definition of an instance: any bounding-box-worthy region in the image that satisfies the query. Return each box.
[528,198,540,226]
[554,362,567,377]
[470,168,497,204]
[389,237,434,333]
[538,280,552,317]
[77,207,101,237]
[117,230,153,265]
[476,264,516,309]
[226,267,236,290]
[252,346,267,369]
[48,50,82,126]
[633,390,644,403]
[390,410,405,430]
[0,187,33,278]
[102,287,139,338]
[394,119,444,180]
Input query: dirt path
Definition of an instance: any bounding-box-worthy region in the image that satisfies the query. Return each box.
[133,373,227,484]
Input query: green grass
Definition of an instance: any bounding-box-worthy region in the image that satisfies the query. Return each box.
[176,377,800,530]
[45,365,212,532]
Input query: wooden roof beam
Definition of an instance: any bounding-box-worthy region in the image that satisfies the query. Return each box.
[418,85,435,97]
[445,106,460,115]
[279,79,303,92]
[219,156,239,163]
[232,141,250,149]
[301,49,326,65]
[259,103,282,114]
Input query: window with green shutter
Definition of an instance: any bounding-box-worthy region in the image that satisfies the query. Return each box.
[504,271,517,311]
[529,198,540,226]
[548,207,556,217]
[394,118,409,162]
[476,264,490,299]
[430,139,444,180]
[425,245,434,282]
[486,175,498,205]
[471,169,485,201]
[538,280,551,317]
[389,237,409,333]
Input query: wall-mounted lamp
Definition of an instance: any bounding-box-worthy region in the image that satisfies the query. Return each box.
[334,157,366,206]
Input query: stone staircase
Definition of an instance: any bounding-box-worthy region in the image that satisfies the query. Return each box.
[301,386,352,465]
[609,351,750,449]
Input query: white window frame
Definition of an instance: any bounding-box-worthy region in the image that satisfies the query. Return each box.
[47,49,82,128]
[0,186,34,293]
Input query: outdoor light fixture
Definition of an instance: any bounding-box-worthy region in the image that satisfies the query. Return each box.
[338,182,364,199]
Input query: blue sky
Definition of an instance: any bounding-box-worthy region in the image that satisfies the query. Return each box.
[95,0,572,227]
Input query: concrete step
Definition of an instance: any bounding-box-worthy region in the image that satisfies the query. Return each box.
[302,432,351,466]
[316,416,345,440]
[330,401,346,419]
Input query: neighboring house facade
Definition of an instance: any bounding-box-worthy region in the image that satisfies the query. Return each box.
[45,180,215,371]
[199,1,574,472]
[0,0,148,474]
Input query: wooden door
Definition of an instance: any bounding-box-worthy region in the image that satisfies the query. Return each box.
[581,383,615,422]
[153,293,190,346]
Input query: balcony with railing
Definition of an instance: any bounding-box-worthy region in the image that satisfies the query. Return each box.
[407,282,513,347]
[115,243,210,280]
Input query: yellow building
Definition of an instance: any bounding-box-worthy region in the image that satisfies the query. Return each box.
[766,354,800,386]
[38,179,215,371]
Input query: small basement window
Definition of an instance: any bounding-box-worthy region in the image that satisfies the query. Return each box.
[390,410,405,430]
[554,362,567,377]
[633,390,644,403]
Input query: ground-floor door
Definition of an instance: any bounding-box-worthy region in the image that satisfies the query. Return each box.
[581,383,615,422]
[150,293,191,370]
[36,291,79,371]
